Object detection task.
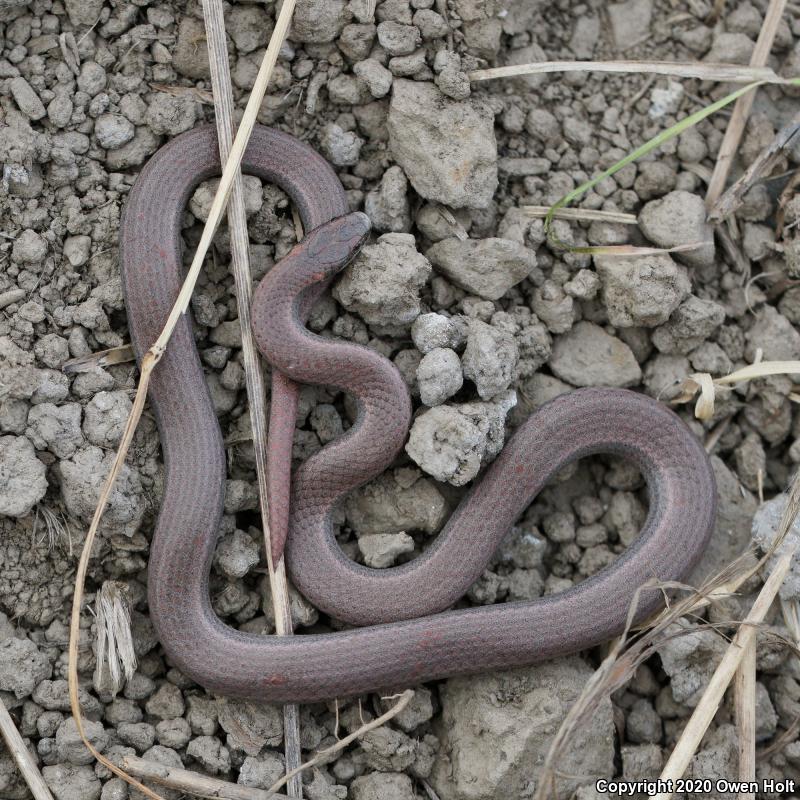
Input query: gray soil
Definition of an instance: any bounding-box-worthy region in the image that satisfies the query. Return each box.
[1,0,800,799]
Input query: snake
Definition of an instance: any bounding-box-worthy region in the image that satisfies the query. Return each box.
[120,124,716,704]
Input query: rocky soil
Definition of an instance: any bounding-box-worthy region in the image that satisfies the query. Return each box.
[2,0,800,798]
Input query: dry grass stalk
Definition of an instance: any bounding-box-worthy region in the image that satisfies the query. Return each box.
[708,116,800,222]
[734,640,756,800]
[653,545,796,799]
[149,82,215,105]
[468,60,782,84]
[674,359,800,420]
[93,581,137,697]
[519,206,638,224]
[705,0,789,207]
[61,343,135,374]
[200,0,302,792]
[267,690,415,795]
[67,3,298,798]
[0,695,55,800]
[122,754,286,800]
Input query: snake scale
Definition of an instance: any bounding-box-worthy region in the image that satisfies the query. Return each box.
[120,125,716,703]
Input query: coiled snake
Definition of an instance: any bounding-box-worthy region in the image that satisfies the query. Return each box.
[120,125,716,703]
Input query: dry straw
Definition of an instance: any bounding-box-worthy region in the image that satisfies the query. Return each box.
[67,2,297,797]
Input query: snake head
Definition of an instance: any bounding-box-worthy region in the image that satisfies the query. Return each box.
[302,212,371,280]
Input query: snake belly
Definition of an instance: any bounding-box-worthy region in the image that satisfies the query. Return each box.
[120,124,717,704]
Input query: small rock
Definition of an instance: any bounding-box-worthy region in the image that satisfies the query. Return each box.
[638,191,715,268]
[26,402,84,458]
[594,253,690,328]
[145,93,197,136]
[651,296,726,354]
[377,21,421,55]
[55,717,108,765]
[0,637,51,698]
[752,494,800,601]
[461,319,518,399]
[530,281,575,334]
[59,446,144,537]
[354,59,393,98]
[173,17,210,78]
[358,532,415,567]
[333,233,431,331]
[405,392,516,485]
[216,698,282,754]
[145,682,184,720]
[388,80,497,209]
[82,391,132,449]
[657,620,726,706]
[104,127,160,170]
[320,123,363,167]
[186,735,230,775]
[191,175,262,222]
[10,76,46,121]
[607,0,653,48]
[63,235,91,267]
[351,772,416,800]
[430,658,614,800]
[364,166,410,232]
[12,229,47,266]
[94,114,135,150]
[426,237,537,300]
[65,0,103,26]
[291,0,347,42]
[549,322,642,388]
[345,468,447,536]
[227,5,271,53]
[417,348,463,406]
[42,764,101,800]
[0,435,47,517]
[213,530,259,580]
[745,305,800,362]
[411,313,465,354]
[238,752,285,789]
[76,61,106,96]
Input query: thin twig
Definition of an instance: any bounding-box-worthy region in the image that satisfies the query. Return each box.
[62,344,135,374]
[653,546,797,799]
[122,755,285,800]
[519,206,638,224]
[0,696,54,800]
[705,0,789,207]
[469,60,782,84]
[708,116,800,222]
[200,0,302,793]
[66,3,298,798]
[267,690,415,795]
[734,640,756,800]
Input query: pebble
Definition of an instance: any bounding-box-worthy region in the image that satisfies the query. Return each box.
[145,93,197,136]
[461,319,518,400]
[0,435,48,517]
[0,637,51,697]
[10,76,46,121]
[358,532,415,567]
[430,658,614,799]
[364,165,410,232]
[405,391,515,485]
[638,191,715,269]
[417,347,463,406]
[426,237,538,300]
[320,122,363,167]
[594,253,690,328]
[388,79,498,208]
[549,322,642,387]
[333,233,431,331]
[12,229,47,266]
[94,113,135,150]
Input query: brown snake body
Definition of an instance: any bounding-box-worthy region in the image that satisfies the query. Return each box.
[120,125,716,703]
